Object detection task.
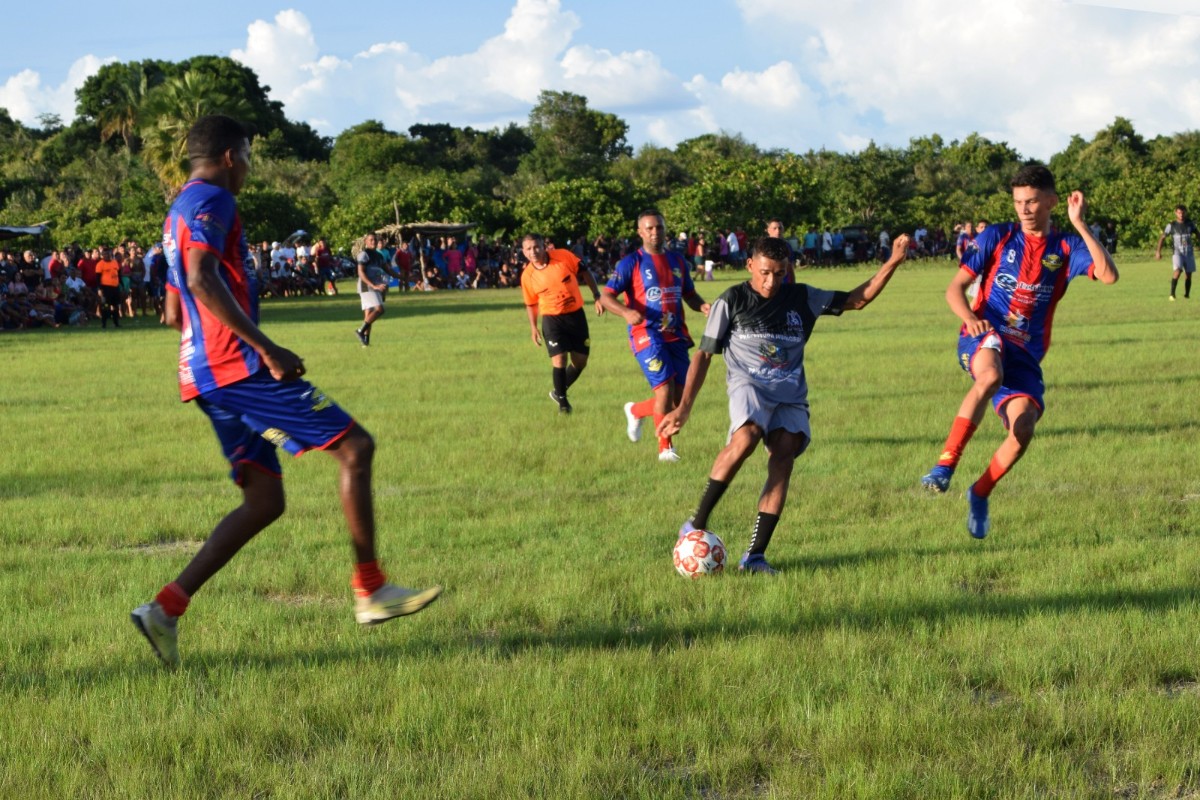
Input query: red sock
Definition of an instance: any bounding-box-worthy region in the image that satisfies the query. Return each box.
[351,561,387,597]
[653,412,672,451]
[937,416,978,468]
[630,398,656,419]
[155,582,190,618]
[972,456,1009,497]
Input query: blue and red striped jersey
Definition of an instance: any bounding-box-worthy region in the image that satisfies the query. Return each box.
[163,180,260,401]
[605,249,696,352]
[962,222,1095,363]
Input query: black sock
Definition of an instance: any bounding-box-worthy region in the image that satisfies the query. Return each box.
[552,366,568,403]
[1187,276,1193,298]
[1171,277,1178,297]
[565,363,583,388]
[748,512,780,556]
[691,479,729,530]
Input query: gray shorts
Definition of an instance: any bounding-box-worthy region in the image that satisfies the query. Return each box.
[727,383,811,456]
[1173,251,1196,274]
[360,290,384,310]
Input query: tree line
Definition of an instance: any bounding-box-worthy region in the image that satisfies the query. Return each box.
[1,56,1196,251]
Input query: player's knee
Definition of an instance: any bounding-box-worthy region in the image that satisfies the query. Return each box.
[1010,415,1037,448]
[338,426,376,467]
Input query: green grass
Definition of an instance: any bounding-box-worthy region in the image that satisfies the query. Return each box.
[2,256,1200,799]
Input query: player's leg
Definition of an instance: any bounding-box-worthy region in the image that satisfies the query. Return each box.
[131,400,285,668]
[739,428,808,574]
[325,422,442,624]
[922,334,1003,493]
[682,422,765,534]
[1185,255,1195,298]
[548,350,571,413]
[357,293,383,345]
[1171,265,1182,300]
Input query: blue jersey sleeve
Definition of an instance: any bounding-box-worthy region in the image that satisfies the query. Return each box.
[961,225,1001,276]
[1063,234,1095,281]
[607,255,633,295]
[187,192,237,253]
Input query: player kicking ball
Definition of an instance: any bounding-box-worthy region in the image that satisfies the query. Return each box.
[130,115,440,669]
[918,164,1118,538]
[659,235,910,574]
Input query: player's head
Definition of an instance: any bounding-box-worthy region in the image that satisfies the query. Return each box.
[636,210,666,253]
[187,115,251,194]
[975,219,988,233]
[1010,164,1057,233]
[1175,205,1187,222]
[748,237,791,299]
[521,233,547,265]
[766,218,784,238]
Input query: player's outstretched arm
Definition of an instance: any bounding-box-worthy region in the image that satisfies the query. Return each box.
[187,248,305,381]
[842,233,909,311]
[1067,191,1118,285]
[657,350,712,437]
[683,291,711,317]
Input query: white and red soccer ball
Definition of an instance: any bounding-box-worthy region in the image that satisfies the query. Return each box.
[673,529,726,578]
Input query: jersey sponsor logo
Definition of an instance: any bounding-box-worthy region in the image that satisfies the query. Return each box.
[659,312,675,332]
[636,335,651,346]
[647,358,664,373]
[1005,310,1028,330]
[758,342,788,368]
[786,310,802,329]
[194,212,227,237]
[995,273,1054,297]
[646,287,663,302]
[261,428,292,447]
[1040,254,1063,272]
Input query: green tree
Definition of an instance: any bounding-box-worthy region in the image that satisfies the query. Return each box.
[512,177,628,242]
[519,91,630,184]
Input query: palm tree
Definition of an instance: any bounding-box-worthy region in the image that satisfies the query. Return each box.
[97,65,147,150]
[138,69,253,190]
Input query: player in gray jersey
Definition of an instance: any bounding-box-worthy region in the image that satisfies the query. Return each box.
[1156,205,1199,300]
[658,234,910,573]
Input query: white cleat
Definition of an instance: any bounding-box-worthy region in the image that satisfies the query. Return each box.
[131,601,180,668]
[658,446,681,463]
[624,402,643,442]
[355,583,442,625]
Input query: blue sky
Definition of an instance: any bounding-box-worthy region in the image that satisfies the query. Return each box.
[3,0,1200,159]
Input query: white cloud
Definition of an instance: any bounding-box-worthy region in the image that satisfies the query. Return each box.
[0,55,110,126]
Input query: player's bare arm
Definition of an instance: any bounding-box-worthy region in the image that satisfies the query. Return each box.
[598,289,643,326]
[187,248,305,381]
[945,267,991,336]
[1067,191,1119,285]
[525,304,542,346]
[1155,233,1166,260]
[164,289,183,332]
[841,233,910,311]
[683,291,711,317]
[657,350,713,437]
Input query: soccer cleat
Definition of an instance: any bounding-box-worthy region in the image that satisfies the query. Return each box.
[658,446,681,463]
[355,583,442,625]
[738,551,779,575]
[966,484,990,539]
[549,391,571,414]
[1169,296,1176,302]
[130,602,180,668]
[355,328,369,346]
[678,518,697,540]
[921,465,954,494]
[623,402,643,442]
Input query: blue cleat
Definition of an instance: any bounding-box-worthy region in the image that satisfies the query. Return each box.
[921,465,954,494]
[966,484,989,539]
[738,551,779,575]
[678,518,697,540]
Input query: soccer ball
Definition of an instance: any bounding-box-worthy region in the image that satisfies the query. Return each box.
[673,529,726,578]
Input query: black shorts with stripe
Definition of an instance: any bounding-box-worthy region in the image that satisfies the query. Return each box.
[541,308,590,357]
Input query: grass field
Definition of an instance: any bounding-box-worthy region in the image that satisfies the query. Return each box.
[2,253,1199,799]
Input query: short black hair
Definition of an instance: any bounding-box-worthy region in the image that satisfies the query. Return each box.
[752,236,792,264]
[1011,163,1056,193]
[1176,204,1188,214]
[636,209,664,225]
[187,115,249,163]
[521,233,544,245]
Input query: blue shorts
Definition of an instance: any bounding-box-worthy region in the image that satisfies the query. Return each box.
[632,336,691,389]
[957,331,1045,420]
[194,370,355,484]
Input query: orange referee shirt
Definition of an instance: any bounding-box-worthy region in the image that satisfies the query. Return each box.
[521,249,584,316]
[95,259,121,288]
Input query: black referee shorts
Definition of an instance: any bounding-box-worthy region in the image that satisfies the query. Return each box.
[541,308,590,357]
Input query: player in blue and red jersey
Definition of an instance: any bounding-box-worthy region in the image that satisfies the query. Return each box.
[599,210,710,462]
[130,116,440,669]
[919,164,1118,539]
